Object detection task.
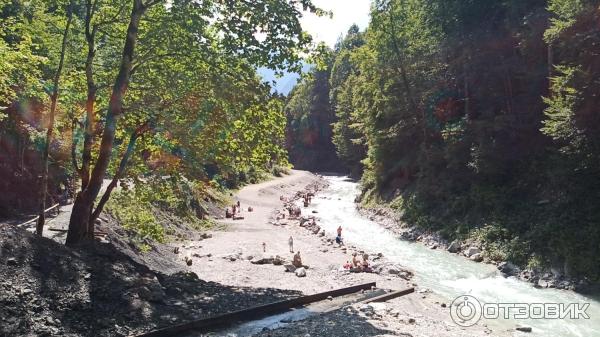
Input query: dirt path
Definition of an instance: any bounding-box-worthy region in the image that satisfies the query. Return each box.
[180,170,356,293]
[176,170,506,337]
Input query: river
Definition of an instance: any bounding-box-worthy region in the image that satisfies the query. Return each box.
[308,175,600,337]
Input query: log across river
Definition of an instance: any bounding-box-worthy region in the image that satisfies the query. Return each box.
[310,175,600,337]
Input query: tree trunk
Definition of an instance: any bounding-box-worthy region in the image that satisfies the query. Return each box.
[90,128,142,225]
[66,0,146,246]
[36,9,72,236]
[81,0,98,191]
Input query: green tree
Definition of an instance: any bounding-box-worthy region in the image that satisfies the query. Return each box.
[284,54,341,172]
[329,25,367,177]
[65,0,320,245]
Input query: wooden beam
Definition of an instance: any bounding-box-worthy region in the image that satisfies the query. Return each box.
[358,287,415,304]
[134,282,377,337]
[17,204,60,227]
[48,228,68,232]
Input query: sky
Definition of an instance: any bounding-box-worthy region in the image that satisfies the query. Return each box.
[259,0,371,94]
[301,0,371,47]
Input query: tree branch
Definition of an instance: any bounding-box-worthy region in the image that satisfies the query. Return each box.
[71,118,81,175]
[89,122,150,224]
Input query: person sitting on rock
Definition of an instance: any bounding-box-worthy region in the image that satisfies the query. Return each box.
[343,261,352,270]
[352,252,361,268]
[335,234,344,246]
[292,251,303,268]
[361,254,372,272]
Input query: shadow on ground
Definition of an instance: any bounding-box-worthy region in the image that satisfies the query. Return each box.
[0,225,302,337]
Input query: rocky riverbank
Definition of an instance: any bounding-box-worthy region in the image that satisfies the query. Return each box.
[358,205,597,294]
[171,170,504,336]
[1,170,507,337]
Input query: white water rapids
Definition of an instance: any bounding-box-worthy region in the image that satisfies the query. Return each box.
[308,175,600,337]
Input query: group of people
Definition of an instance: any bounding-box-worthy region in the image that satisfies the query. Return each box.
[334,226,372,273]
[343,252,372,273]
[303,192,313,207]
[226,200,250,219]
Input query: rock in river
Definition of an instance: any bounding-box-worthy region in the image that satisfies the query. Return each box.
[447,241,461,253]
[465,247,481,257]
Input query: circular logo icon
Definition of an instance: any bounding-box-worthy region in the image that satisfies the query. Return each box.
[450,295,482,327]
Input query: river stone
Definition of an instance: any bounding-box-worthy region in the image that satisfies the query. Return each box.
[536,279,549,288]
[470,253,483,262]
[398,271,413,280]
[498,262,520,276]
[251,255,274,265]
[388,267,400,275]
[447,241,461,253]
[360,303,386,316]
[465,247,481,257]
[272,255,285,265]
[295,267,306,277]
[516,326,532,333]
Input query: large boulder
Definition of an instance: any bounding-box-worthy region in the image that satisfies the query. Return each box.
[272,255,285,265]
[536,279,556,289]
[284,264,296,273]
[447,241,461,253]
[251,255,275,265]
[498,261,520,276]
[464,247,481,258]
[470,253,483,262]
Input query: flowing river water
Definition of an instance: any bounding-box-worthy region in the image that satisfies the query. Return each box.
[308,175,600,337]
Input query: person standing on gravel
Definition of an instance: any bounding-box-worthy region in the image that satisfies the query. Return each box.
[337,225,342,237]
[288,236,294,253]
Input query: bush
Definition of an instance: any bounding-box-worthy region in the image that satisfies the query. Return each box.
[106,189,165,245]
[271,165,290,177]
[105,177,221,248]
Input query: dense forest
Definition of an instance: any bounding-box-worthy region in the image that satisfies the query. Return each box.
[285,0,600,282]
[284,64,341,172]
[0,0,320,244]
[2,0,600,282]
